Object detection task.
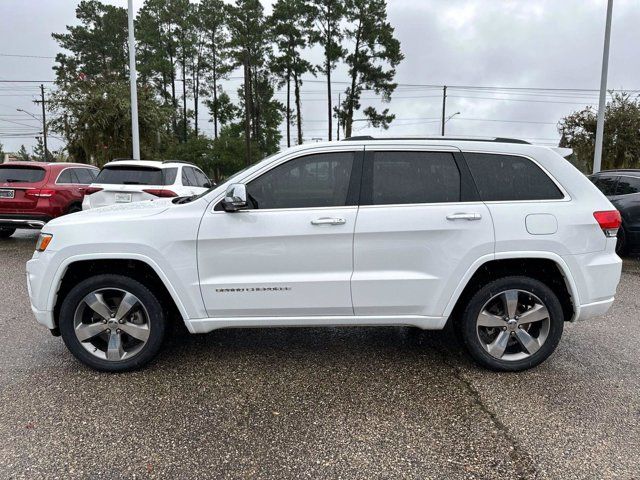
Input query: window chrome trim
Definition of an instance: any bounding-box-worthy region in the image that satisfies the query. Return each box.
[54,166,100,185]
[462,150,571,203]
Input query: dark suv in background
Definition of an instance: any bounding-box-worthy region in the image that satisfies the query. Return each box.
[589,169,640,255]
[0,162,98,238]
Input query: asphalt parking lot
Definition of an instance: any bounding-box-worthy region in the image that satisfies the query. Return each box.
[0,231,639,479]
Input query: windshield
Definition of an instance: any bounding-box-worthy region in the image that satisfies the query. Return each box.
[0,166,46,183]
[96,166,176,185]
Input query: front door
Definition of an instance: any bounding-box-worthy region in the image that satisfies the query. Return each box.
[351,147,494,317]
[197,149,363,317]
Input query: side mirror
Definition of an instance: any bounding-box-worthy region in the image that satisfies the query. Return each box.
[221,183,248,212]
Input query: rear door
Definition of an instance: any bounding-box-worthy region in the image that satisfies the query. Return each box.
[351,147,494,317]
[0,165,49,213]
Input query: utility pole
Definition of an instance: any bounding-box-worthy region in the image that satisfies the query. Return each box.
[441,85,447,136]
[243,55,252,166]
[337,93,340,141]
[127,0,141,160]
[39,84,48,161]
[593,0,614,174]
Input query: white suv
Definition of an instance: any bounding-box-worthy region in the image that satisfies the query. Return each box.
[82,160,212,210]
[26,138,622,372]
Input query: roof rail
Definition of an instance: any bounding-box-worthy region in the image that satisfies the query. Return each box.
[162,160,196,166]
[342,135,531,145]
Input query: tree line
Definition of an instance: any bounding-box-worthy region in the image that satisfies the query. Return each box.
[48,0,403,178]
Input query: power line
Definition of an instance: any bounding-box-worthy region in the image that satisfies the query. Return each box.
[0,53,55,59]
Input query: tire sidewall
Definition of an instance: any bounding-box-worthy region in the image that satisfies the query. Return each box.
[460,276,564,372]
[59,274,166,372]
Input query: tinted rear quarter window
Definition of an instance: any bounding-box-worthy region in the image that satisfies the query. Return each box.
[465,153,564,201]
[0,167,46,183]
[96,166,165,185]
[368,151,460,205]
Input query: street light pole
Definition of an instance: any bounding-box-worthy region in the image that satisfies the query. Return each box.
[593,0,614,174]
[127,0,141,160]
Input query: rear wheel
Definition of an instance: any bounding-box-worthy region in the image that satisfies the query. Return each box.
[459,276,564,371]
[0,227,16,239]
[59,274,166,372]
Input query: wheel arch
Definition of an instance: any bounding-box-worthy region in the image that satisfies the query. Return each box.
[445,253,580,323]
[50,254,190,330]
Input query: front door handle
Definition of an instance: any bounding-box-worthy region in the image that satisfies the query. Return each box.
[311,217,347,226]
[446,212,482,221]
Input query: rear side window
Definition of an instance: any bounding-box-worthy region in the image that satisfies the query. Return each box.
[367,151,460,205]
[615,176,640,195]
[96,166,166,185]
[0,167,46,183]
[465,153,564,201]
[590,175,618,196]
[57,169,78,184]
[182,167,199,187]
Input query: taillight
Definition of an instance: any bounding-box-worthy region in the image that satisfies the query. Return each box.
[25,189,55,198]
[143,189,177,198]
[593,210,621,237]
[84,187,103,195]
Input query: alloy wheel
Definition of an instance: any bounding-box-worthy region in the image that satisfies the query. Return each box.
[476,289,551,361]
[73,288,151,361]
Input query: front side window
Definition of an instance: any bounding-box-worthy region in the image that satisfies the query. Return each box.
[465,153,564,201]
[368,151,461,205]
[247,152,355,209]
[75,168,97,185]
[182,167,197,187]
[615,176,640,196]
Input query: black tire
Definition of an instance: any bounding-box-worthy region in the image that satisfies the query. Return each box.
[59,274,166,372]
[616,227,627,256]
[0,227,16,239]
[458,276,564,372]
[67,204,82,214]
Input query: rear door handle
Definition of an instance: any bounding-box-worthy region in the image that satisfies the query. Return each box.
[446,212,482,221]
[311,217,346,226]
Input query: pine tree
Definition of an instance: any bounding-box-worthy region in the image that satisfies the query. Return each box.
[17,145,30,161]
[338,0,403,138]
[227,0,273,164]
[309,0,345,141]
[200,0,233,139]
[270,0,315,146]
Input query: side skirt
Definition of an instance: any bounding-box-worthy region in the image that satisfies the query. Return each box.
[185,315,448,334]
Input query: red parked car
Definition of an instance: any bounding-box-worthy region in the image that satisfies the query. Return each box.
[0,162,99,238]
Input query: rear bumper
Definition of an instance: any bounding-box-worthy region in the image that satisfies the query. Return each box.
[0,214,51,229]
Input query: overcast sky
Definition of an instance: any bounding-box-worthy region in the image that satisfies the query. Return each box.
[0,0,637,154]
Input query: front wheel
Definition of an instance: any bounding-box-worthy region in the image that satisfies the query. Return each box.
[59,274,166,372]
[458,276,564,372]
[0,227,16,239]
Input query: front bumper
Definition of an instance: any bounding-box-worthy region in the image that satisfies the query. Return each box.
[26,252,57,329]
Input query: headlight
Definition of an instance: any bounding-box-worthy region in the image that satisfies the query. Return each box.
[35,233,53,252]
